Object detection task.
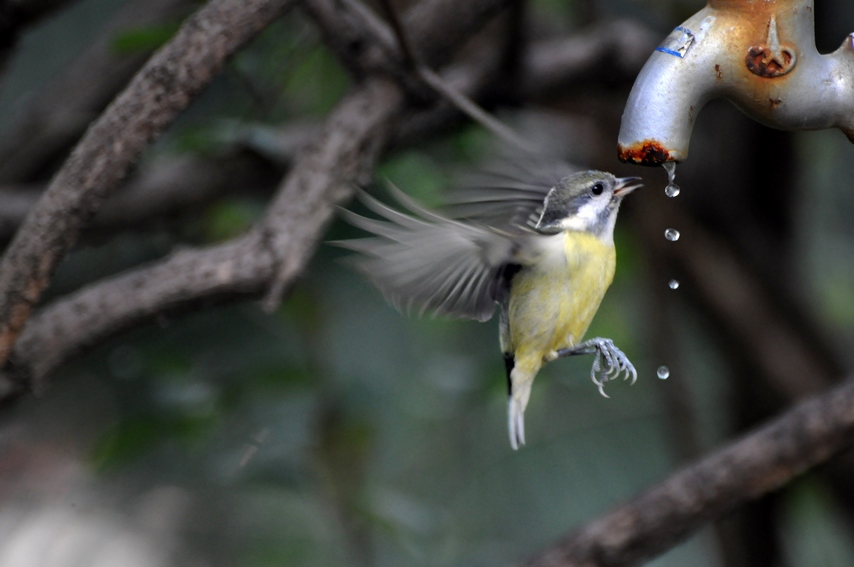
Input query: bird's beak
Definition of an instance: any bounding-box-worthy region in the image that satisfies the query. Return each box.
[614,177,643,196]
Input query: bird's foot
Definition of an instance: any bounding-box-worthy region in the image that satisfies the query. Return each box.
[556,338,637,398]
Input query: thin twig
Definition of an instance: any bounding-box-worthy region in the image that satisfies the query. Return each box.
[377,0,531,150]
[417,66,529,149]
[375,0,419,69]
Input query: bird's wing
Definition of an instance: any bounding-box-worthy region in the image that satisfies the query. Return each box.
[443,160,579,229]
[335,186,530,322]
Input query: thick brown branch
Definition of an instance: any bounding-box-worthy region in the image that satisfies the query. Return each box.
[259,78,406,309]
[2,76,405,393]
[8,231,275,392]
[520,376,854,567]
[0,0,295,365]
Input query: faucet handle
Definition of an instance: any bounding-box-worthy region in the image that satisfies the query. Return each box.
[746,15,797,78]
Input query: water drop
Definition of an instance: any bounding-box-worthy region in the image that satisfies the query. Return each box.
[662,161,677,183]
[662,162,681,197]
[664,228,680,241]
[656,365,670,380]
[668,279,680,290]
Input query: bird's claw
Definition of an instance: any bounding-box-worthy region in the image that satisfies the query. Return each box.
[583,338,637,397]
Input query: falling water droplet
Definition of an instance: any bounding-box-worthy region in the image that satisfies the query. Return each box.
[662,161,681,197]
[660,163,678,385]
[663,161,676,181]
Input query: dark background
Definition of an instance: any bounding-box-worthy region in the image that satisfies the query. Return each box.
[0,0,853,565]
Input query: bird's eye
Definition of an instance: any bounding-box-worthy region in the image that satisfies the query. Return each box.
[591,183,604,196]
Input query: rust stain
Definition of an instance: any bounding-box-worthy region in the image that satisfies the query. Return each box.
[746,46,796,77]
[769,98,782,108]
[618,141,674,166]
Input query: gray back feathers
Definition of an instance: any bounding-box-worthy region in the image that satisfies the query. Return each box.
[334,164,580,322]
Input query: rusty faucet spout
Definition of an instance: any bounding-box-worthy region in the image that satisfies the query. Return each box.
[618,0,854,166]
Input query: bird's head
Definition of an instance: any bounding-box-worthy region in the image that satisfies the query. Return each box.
[533,170,642,237]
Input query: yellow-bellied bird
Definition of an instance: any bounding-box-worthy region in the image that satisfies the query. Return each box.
[336,170,641,449]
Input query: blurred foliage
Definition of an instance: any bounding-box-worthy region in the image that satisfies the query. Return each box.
[782,478,854,566]
[111,21,183,55]
[203,199,266,241]
[1,0,854,566]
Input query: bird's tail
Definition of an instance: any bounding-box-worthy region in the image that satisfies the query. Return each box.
[507,356,540,450]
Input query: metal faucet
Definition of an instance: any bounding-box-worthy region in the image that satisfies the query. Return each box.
[617,0,854,165]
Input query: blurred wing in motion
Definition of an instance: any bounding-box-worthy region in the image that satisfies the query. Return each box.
[335,185,533,322]
[444,159,579,229]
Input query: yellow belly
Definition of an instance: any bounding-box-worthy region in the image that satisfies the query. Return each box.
[508,232,615,370]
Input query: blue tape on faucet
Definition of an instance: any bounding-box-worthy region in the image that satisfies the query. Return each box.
[656,26,696,58]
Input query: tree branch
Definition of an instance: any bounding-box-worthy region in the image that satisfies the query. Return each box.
[262,0,514,307]
[308,0,530,148]
[1,0,518,390]
[0,76,402,395]
[0,19,656,242]
[520,375,854,567]
[0,0,295,366]
[7,231,275,392]
[0,17,655,392]
[3,11,851,564]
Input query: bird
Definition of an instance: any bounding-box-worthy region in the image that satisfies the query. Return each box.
[335,169,641,449]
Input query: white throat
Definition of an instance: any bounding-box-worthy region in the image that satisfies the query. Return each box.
[559,201,600,232]
[559,202,618,246]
